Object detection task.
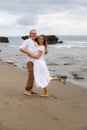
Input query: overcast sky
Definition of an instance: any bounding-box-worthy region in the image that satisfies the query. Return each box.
[0,0,87,36]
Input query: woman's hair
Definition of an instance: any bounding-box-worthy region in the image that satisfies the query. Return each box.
[38,35,48,54]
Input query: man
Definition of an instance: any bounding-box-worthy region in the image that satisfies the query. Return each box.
[19,29,37,96]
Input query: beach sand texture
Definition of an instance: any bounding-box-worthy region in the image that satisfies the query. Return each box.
[0,61,87,130]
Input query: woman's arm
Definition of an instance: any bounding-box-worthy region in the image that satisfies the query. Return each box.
[31,51,42,59]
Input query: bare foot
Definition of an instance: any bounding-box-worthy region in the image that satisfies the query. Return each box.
[40,94,49,97]
[51,76,66,84]
[24,90,32,96]
[30,91,37,94]
[59,77,66,84]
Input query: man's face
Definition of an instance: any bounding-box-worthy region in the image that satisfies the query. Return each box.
[30,30,37,40]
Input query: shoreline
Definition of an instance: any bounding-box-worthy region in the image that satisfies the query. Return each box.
[1,58,86,88]
[0,61,87,130]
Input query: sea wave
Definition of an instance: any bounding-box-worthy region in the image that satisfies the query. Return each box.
[8,45,19,48]
[49,41,87,49]
[57,45,87,48]
[64,41,87,44]
[49,44,87,49]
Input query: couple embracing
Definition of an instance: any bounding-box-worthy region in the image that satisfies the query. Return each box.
[19,29,65,97]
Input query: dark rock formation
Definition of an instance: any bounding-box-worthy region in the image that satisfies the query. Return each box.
[0,37,9,43]
[22,36,28,40]
[64,63,71,65]
[53,75,67,79]
[74,76,84,79]
[21,35,63,44]
[71,73,84,80]
[6,61,17,67]
[46,35,58,44]
[58,40,63,43]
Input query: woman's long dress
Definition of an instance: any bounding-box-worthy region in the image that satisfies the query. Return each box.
[34,46,51,88]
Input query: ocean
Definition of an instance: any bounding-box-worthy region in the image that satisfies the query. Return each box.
[0,35,87,88]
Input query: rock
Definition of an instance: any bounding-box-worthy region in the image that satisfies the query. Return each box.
[58,40,63,43]
[53,75,67,79]
[21,35,61,44]
[47,63,58,66]
[74,76,84,79]
[22,36,28,40]
[0,36,9,43]
[71,72,84,80]
[6,61,14,64]
[46,35,58,44]
[64,63,71,65]
[58,76,67,79]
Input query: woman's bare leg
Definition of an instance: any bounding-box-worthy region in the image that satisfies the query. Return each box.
[40,87,48,97]
[51,77,66,84]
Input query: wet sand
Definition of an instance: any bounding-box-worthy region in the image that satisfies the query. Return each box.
[0,61,87,130]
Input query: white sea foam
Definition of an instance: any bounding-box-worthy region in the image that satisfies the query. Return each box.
[49,41,87,49]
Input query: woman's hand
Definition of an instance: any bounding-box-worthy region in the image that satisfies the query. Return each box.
[27,52,34,57]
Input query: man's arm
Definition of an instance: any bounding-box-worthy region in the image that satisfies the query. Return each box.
[19,48,33,57]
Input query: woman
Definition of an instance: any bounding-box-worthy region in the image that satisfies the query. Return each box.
[30,35,66,97]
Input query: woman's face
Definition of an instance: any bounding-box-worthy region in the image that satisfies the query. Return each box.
[38,36,44,45]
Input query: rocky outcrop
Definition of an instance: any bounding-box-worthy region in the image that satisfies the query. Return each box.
[0,37,9,43]
[22,36,29,40]
[71,73,84,79]
[46,35,58,44]
[21,35,63,44]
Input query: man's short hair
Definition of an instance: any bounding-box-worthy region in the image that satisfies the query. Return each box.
[29,29,37,35]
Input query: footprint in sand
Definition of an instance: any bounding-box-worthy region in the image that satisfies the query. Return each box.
[52,116,59,121]
[51,94,66,101]
[50,94,58,99]
[4,102,10,105]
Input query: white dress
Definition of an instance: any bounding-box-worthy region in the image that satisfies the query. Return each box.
[34,46,51,88]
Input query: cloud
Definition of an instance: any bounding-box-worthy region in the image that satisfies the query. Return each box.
[0,0,87,36]
[17,14,38,26]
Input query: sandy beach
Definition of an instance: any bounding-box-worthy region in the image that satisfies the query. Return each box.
[0,61,87,130]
